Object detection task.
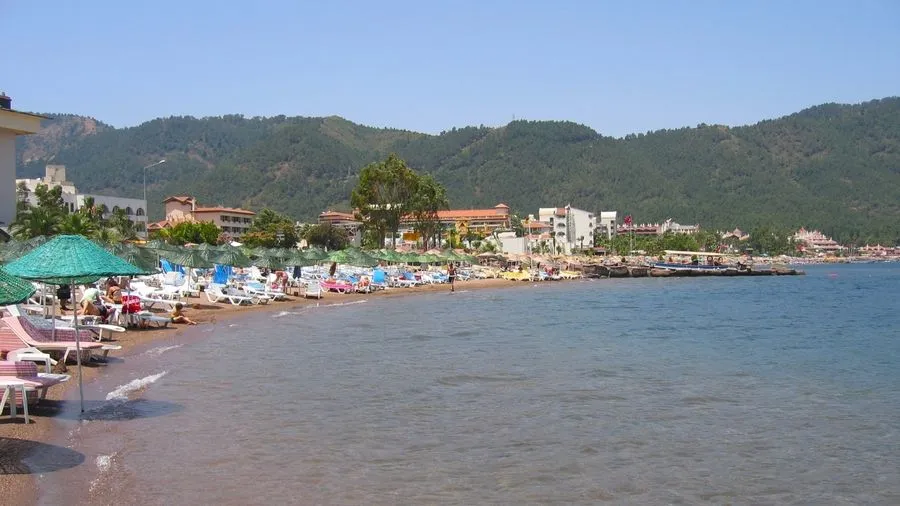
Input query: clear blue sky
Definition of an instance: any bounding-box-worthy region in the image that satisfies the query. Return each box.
[4,0,898,137]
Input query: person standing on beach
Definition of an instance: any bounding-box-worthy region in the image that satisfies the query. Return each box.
[448,262,457,292]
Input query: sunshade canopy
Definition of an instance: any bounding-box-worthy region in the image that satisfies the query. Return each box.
[163,248,216,269]
[0,267,36,305]
[4,235,145,285]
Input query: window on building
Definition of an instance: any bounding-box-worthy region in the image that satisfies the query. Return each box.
[126,206,133,215]
[136,208,145,216]
[244,218,251,224]
[221,215,230,222]
[113,206,120,213]
[100,204,109,214]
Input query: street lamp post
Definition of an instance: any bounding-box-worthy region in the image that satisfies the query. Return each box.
[142,159,166,237]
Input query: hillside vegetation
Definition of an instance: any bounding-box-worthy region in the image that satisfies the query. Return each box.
[16,97,900,243]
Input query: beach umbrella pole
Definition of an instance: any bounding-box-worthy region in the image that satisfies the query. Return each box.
[70,282,84,413]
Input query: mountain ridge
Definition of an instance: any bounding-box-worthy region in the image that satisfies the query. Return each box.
[15,97,900,243]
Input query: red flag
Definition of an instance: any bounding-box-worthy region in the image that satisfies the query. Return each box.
[624,215,633,226]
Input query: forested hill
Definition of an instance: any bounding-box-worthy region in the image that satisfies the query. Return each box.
[15,97,900,243]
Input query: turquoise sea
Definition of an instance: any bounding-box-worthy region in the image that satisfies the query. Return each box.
[34,264,900,505]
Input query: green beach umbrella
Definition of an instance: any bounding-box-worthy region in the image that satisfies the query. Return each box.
[4,235,146,285]
[374,249,401,262]
[163,248,215,269]
[251,254,284,270]
[285,251,316,267]
[326,249,356,264]
[194,243,222,252]
[210,248,253,267]
[4,235,145,413]
[0,238,46,263]
[106,243,157,273]
[326,248,378,267]
[301,247,328,262]
[144,239,173,252]
[349,249,379,267]
[0,267,36,305]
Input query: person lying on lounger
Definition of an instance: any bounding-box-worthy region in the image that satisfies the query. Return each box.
[170,303,197,325]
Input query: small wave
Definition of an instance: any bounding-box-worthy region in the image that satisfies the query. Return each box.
[95,454,113,473]
[272,311,297,318]
[437,373,527,386]
[143,344,183,357]
[106,371,167,401]
[324,300,367,308]
[89,453,116,494]
[680,395,737,406]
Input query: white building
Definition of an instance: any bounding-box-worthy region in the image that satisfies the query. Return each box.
[537,205,596,254]
[16,165,148,232]
[597,211,618,240]
[1,93,43,229]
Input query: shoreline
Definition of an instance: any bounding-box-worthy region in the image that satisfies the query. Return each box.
[0,277,522,505]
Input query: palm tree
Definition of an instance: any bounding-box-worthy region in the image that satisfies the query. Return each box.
[10,206,62,239]
[107,208,137,240]
[91,226,123,245]
[59,212,98,236]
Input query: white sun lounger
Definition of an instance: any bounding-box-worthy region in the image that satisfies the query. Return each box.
[206,285,253,306]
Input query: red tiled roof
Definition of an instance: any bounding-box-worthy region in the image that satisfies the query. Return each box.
[435,208,509,219]
[147,220,170,230]
[193,207,256,216]
[163,195,195,204]
[319,211,357,220]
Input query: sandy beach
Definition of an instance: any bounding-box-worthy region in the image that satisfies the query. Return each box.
[0,277,521,505]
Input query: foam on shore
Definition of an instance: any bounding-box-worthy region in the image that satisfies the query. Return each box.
[105,371,168,401]
[143,344,183,357]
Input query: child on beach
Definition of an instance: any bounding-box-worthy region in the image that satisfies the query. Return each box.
[171,302,197,325]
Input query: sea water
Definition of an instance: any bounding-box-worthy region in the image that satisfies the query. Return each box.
[33,264,900,505]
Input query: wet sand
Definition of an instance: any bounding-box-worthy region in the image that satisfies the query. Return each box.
[0,277,524,505]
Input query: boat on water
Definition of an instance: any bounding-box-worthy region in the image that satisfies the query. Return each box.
[650,261,737,273]
[652,250,739,274]
[649,267,676,277]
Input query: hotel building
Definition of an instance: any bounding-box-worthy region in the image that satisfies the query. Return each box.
[149,195,255,238]
[537,205,596,254]
[15,164,149,232]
